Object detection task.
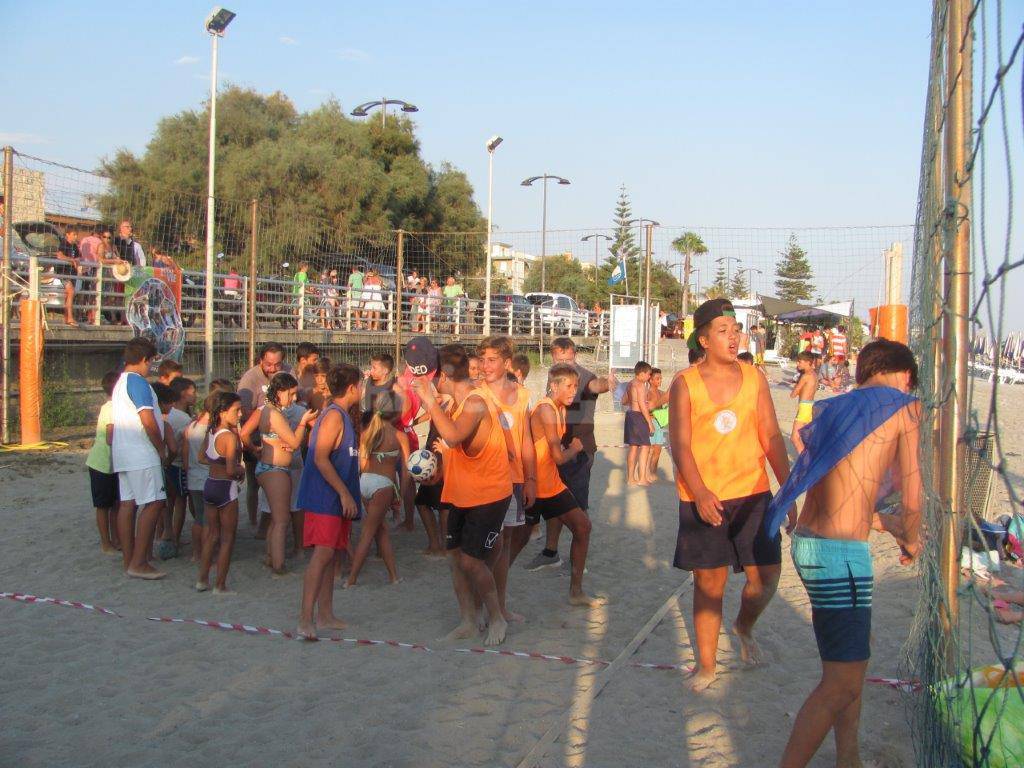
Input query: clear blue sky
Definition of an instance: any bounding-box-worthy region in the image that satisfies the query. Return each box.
[2,1,1020,327]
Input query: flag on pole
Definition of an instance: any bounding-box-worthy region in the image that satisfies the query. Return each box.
[608,251,627,286]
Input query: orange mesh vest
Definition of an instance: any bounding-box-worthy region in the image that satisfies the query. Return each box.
[478,384,530,484]
[441,392,513,507]
[532,397,568,499]
[675,363,770,502]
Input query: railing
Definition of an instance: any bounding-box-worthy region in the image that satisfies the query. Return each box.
[7,255,611,339]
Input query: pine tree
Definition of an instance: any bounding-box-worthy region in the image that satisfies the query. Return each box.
[728,269,748,300]
[774,234,815,302]
[610,185,642,295]
[706,262,730,299]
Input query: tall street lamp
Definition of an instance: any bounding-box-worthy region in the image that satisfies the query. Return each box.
[204,6,235,379]
[483,135,503,335]
[740,267,763,299]
[716,255,740,287]
[521,174,570,292]
[580,233,613,270]
[350,98,419,128]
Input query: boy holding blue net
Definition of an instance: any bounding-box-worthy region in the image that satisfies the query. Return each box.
[769,339,923,768]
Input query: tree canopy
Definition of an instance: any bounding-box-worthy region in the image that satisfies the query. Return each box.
[97,87,484,271]
[774,234,815,302]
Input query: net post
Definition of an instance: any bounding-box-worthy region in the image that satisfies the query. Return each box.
[1,145,13,444]
[248,198,258,365]
[394,229,404,364]
[937,0,973,669]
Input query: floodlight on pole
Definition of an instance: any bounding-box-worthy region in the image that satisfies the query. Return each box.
[521,174,570,292]
[483,136,503,335]
[350,98,419,128]
[204,6,235,383]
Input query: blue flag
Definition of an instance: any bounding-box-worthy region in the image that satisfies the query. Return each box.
[765,386,918,537]
[608,255,626,286]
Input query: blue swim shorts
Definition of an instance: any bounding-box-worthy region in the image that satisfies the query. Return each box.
[790,533,873,662]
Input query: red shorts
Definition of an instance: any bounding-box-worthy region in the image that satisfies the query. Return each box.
[303,511,351,551]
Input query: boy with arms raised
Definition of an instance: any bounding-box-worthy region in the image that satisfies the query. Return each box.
[296,363,363,640]
[476,336,537,623]
[413,345,512,646]
[771,340,922,768]
[669,299,793,691]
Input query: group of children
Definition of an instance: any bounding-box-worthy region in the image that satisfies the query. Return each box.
[89,300,924,766]
[88,334,600,646]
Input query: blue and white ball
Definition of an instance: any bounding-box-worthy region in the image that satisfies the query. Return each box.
[407,449,438,481]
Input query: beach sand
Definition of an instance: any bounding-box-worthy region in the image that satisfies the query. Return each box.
[1,361,1020,767]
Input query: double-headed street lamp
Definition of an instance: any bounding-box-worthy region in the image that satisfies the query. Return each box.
[740,267,763,299]
[204,6,236,379]
[580,233,613,270]
[716,255,740,286]
[483,135,503,335]
[521,174,570,292]
[350,98,419,128]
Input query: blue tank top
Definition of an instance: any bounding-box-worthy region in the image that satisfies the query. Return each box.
[296,403,362,518]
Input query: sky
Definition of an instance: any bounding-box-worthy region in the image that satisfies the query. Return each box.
[2,0,1020,328]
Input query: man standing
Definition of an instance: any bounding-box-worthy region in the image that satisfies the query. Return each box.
[525,336,615,571]
[828,325,848,363]
[294,342,321,403]
[443,276,464,332]
[347,264,364,329]
[112,337,167,580]
[114,220,146,267]
[237,342,289,528]
[669,299,793,691]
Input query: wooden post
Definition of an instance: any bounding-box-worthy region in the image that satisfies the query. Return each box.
[248,198,258,365]
[938,0,972,660]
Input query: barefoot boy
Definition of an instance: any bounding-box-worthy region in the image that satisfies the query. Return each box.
[624,361,655,486]
[86,370,121,554]
[477,336,537,623]
[790,350,817,453]
[520,363,601,606]
[112,337,168,580]
[771,339,922,768]
[669,299,793,691]
[413,345,513,646]
[296,363,363,641]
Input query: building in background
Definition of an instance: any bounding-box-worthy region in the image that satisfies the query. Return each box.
[490,242,537,293]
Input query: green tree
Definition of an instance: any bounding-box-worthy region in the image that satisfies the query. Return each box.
[609,185,642,295]
[728,269,748,300]
[774,234,815,302]
[670,231,707,316]
[97,88,485,272]
[706,262,730,298]
[523,255,587,302]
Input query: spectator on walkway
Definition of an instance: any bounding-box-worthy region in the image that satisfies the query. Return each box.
[443,275,464,331]
[348,264,364,329]
[362,268,385,331]
[114,220,146,267]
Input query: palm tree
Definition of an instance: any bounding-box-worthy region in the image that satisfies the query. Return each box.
[671,231,708,316]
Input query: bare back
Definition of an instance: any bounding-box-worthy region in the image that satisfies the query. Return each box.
[798,401,922,540]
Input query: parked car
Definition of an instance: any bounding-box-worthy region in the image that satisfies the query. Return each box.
[488,293,535,333]
[525,292,589,334]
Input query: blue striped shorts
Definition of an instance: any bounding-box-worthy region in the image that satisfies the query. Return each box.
[791,533,873,662]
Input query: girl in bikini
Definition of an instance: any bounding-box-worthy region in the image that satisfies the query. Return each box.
[254,372,318,575]
[344,392,414,586]
[196,391,245,594]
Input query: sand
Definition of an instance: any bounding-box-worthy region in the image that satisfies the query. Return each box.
[1,358,1021,767]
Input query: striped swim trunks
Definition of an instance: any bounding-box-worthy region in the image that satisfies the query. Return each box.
[791,532,873,662]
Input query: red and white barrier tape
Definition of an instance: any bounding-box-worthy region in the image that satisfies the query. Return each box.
[1,591,121,617]
[0,589,912,687]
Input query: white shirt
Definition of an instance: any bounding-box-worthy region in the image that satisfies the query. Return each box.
[111,371,164,472]
[167,407,192,467]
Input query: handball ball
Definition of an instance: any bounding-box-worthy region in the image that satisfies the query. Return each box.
[407,449,437,481]
[156,540,178,561]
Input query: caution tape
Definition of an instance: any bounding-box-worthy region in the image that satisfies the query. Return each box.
[1,589,913,687]
[1,591,121,617]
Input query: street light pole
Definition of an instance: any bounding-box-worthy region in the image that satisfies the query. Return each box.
[581,234,612,271]
[203,7,235,380]
[740,267,763,299]
[350,98,419,125]
[483,136,503,335]
[521,174,570,293]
